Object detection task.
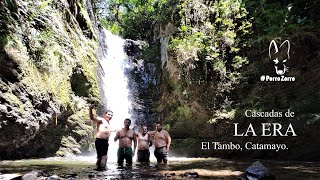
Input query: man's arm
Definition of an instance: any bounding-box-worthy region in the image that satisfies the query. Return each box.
[148,133,153,147]
[148,130,156,136]
[134,131,139,137]
[114,131,120,142]
[89,104,100,123]
[165,131,171,152]
[132,132,137,157]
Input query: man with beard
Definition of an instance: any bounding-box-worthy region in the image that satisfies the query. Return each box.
[135,125,153,162]
[150,122,171,164]
[89,104,113,170]
[114,118,137,165]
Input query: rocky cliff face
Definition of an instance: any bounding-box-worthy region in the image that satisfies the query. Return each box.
[160,32,320,161]
[123,38,162,126]
[0,0,100,159]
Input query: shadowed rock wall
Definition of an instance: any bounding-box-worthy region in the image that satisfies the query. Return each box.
[0,0,100,159]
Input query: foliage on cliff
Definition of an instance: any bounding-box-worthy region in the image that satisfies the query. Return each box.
[0,0,100,159]
[100,0,320,160]
[98,0,177,39]
[98,0,251,113]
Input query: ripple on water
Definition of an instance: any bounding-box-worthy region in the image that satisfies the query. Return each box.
[1,157,320,179]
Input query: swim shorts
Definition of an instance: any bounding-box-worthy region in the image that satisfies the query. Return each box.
[154,146,168,162]
[137,149,150,162]
[95,138,109,158]
[117,147,133,165]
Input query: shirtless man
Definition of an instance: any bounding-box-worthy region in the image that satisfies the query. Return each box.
[150,122,171,164]
[135,125,153,162]
[89,104,113,170]
[114,118,137,165]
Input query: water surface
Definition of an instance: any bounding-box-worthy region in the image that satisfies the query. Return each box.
[0,157,319,179]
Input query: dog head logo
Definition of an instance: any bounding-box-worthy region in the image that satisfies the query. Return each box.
[269,40,290,75]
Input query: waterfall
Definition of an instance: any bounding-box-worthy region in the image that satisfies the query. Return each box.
[98,28,134,162]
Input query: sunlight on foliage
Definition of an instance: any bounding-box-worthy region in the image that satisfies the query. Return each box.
[209,109,235,124]
[169,0,252,96]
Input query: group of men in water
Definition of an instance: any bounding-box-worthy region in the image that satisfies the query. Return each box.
[89,104,171,170]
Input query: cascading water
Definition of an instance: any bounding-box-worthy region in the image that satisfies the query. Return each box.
[98,28,134,162]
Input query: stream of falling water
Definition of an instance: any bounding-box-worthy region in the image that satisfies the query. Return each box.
[98,28,134,162]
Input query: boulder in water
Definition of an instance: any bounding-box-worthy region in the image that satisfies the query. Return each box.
[238,161,275,180]
[164,173,176,177]
[184,171,199,178]
[22,170,43,180]
[47,174,61,180]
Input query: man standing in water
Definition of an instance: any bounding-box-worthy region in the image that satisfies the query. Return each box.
[150,122,171,164]
[135,125,153,162]
[114,118,137,165]
[89,104,113,171]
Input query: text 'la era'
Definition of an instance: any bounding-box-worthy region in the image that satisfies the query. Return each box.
[233,123,297,137]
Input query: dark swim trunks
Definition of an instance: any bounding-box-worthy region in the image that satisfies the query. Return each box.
[95,138,109,158]
[117,147,133,165]
[154,146,168,162]
[137,149,150,162]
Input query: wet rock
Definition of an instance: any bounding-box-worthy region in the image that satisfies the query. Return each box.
[70,66,92,97]
[42,171,51,177]
[124,39,142,57]
[164,173,176,177]
[0,104,7,115]
[0,0,98,160]
[238,161,275,180]
[0,56,22,83]
[71,147,81,154]
[47,174,60,180]
[132,174,142,178]
[63,173,77,179]
[184,172,199,178]
[88,173,95,178]
[22,170,43,180]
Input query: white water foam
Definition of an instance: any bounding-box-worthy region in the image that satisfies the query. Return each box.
[99,29,134,162]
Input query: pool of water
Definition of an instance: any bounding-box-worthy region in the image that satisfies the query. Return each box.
[0,157,319,179]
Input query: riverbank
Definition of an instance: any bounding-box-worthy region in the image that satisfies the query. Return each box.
[0,157,319,179]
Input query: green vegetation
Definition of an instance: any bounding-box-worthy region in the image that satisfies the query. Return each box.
[100,0,251,107]
[11,0,100,108]
[99,0,178,38]
[0,0,100,159]
[99,0,320,160]
[1,0,318,159]
[171,0,251,93]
